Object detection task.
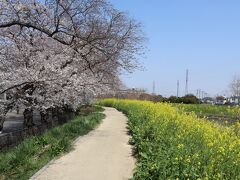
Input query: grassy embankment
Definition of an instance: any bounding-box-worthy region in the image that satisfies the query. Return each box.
[99,99,240,180]
[0,106,105,180]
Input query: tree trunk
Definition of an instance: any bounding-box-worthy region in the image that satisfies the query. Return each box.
[23,108,34,128]
[16,106,19,114]
[40,108,51,124]
[0,115,6,132]
[52,108,58,122]
[0,103,13,132]
[57,108,66,124]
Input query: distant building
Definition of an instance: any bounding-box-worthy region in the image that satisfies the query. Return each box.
[215,96,227,105]
[226,96,240,105]
[213,96,240,106]
[202,97,214,105]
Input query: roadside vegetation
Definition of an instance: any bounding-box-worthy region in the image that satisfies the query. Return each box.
[99,99,240,179]
[0,106,104,180]
[174,103,240,118]
[174,104,240,126]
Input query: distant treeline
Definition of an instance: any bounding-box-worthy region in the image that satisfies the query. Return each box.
[99,92,199,104]
[163,94,200,104]
[146,94,200,104]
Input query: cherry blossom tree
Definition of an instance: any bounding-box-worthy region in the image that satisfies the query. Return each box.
[0,0,144,131]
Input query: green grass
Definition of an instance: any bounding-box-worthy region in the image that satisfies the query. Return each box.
[77,105,105,116]
[0,106,105,180]
[174,103,240,118]
[173,104,240,125]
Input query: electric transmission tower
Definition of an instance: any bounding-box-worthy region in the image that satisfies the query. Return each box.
[185,69,189,95]
[177,80,179,97]
[152,81,156,95]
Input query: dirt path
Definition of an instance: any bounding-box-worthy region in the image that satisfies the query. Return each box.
[31,107,135,180]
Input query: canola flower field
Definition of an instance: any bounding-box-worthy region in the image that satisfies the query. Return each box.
[174,103,240,118]
[99,99,240,180]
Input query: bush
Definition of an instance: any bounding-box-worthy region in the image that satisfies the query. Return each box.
[167,94,199,104]
[181,94,199,104]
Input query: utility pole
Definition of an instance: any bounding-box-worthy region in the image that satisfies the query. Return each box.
[198,89,201,99]
[202,91,204,99]
[152,81,156,95]
[185,69,189,95]
[177,80,179,98]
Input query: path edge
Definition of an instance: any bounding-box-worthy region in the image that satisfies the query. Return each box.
[29,109,107,180]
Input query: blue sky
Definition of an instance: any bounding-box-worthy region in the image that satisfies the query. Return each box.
[109,0,240,97]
